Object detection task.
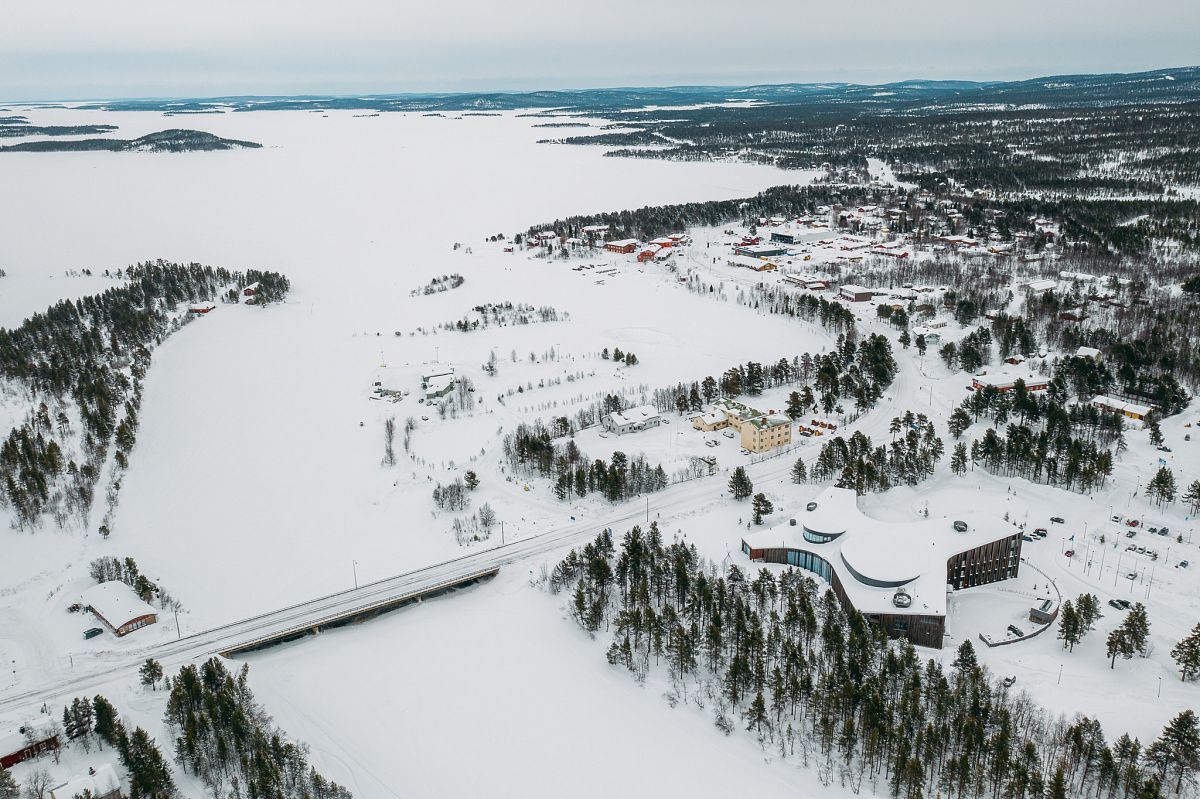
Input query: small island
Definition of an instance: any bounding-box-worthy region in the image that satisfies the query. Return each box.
[0,128,262,153]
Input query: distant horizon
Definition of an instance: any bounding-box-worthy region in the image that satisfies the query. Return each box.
[4,63,1197,106]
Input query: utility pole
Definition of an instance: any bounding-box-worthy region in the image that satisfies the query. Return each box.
[352,560,359,590]
[174,606,180,640]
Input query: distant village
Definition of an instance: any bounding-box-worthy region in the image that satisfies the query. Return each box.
[519,202,1163,452]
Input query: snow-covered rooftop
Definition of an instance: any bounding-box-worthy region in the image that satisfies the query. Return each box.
[609,405,660,427]
[743,487,1020,617]
[82,581,157,630]
[51,764,121,799]
[973,372,1049,389]
[0,716,56,758]
[1092,395,1152,417]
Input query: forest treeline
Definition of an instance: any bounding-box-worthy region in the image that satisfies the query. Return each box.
[552,526,1200,798]
[0,261,290,530]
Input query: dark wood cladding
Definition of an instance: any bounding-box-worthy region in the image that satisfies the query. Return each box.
[945,533,1023,590]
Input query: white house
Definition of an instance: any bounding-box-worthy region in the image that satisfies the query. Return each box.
[602,405,663,435]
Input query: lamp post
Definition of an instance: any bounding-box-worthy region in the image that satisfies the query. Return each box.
[352,560,359,590]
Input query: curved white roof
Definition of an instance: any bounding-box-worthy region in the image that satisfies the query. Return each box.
[745,487,1019,616]
[839,533,925,587]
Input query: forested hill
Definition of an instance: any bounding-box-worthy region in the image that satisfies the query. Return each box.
[70,64,1200,114]
[0,262,290,531]
[0,128,261,152]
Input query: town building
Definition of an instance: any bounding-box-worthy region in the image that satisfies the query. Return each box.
[727,254,778,271]
[912,326,941,345]
[783,275,828,290]
[742,487,1023,648]
[690,408,730,432]
[1075,346,1102,361]
[637,244,661,263]
[602,405,663,435]
[51,765,122,799]
[420,367,456,400]
[187,302,216,315]
[605,239,638,254]
[1,717,59,768]
[770,227,804,245]
[242,282,261,297]
[740,414,793,453]
[838,284,873,302]
[734,243,788,258]
[692,399,793,453]
[81,581,158,637]
[971,373,1050,392]
[1023,279,1057,294]
[1092,395,1153,423]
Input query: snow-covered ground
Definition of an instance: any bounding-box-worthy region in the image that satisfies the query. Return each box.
[2,106,1198,799]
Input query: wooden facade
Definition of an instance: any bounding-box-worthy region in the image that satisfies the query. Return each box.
[946,533,1022,590]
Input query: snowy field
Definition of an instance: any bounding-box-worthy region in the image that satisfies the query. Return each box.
[2,106,1199,798]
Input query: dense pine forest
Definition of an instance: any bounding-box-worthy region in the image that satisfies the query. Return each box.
[0,261,290,530]
[18,658,351,799]
[552,527,1200,798]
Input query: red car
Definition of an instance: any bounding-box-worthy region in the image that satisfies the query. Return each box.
[1126,520,1140,527]
[1033,527,1048,534]
[1064,550,1075,558]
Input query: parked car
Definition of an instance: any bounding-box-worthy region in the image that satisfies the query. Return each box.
[1180,560,1190,569]
[1109,598,1132,610]
[1136,546,1146,554]
[1127,520,1140,527]
[83,627,103,640]
[806,501,819,512]
[1126,572,1138,580]
[1157,445,1172,452]
[1108,599,1124,610]
[953,520,968,532]
[1126,530,1136,538]
[789,518,797,527]
[1050,516,1065,524]
[1110,514,1123,522]
[1160,527,1170,535]
[1126,544,1137,551]
[722,430,736,439]
[1033,527,1048,535]
[1022,534,1034,542]
[1002,676,1017,688]
[1033,530,1048,539]
[1007,625,1025,638]
[1149,527,1159,533]
[1064,549,1075,558]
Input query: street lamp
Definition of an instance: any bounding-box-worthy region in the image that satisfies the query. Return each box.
[352,560,359,590]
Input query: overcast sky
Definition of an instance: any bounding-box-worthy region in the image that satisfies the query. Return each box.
[3,0,1198,101]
